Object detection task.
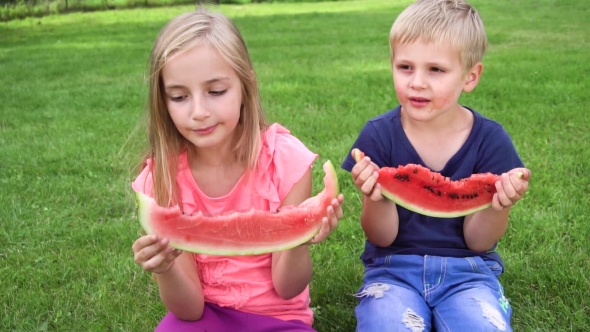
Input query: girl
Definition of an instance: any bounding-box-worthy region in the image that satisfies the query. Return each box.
[130,7,344,332]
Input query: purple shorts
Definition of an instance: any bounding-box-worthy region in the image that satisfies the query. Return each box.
[155,302,316,332]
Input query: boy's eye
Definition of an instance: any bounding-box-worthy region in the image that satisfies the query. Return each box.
[209,90,227,96]
[430,67,445,73]
[398,65,412,70]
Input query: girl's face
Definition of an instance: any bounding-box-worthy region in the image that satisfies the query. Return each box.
[162,42,243,154]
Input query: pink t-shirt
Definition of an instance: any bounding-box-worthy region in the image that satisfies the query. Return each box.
[132,123,318,325]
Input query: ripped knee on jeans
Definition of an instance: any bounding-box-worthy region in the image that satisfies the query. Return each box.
[476,298,508,331]
[402,308,426,332]
[354,283,390,299]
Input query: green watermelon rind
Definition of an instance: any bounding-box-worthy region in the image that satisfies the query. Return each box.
[135,160,339,256]
[380,189,492,218]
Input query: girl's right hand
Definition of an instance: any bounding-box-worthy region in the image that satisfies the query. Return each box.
[132,235,183,274]
[351,153,383,202]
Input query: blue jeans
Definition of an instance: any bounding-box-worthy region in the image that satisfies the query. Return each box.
[354,254,512,332]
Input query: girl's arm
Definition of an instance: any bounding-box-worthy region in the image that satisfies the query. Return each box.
[155,252,205,320]
[271,169,314,300]
[133,235,204,320]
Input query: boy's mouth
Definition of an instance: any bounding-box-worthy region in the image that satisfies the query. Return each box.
[409,97,431,107]
[409,97,430,102]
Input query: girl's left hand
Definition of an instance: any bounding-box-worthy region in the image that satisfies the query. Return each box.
[307,194,344,244]
[492,167,531,211]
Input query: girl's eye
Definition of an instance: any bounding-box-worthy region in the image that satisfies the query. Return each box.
[209,90,227,96]
[170,95,186,102]
[398,65,412,70]
[431,67,445,73]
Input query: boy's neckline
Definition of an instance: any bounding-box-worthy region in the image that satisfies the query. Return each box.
[394,105,481,173]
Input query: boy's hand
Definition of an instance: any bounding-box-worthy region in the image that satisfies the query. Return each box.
[306,194,344,244]
[132,235,183,274]
[351,152,383,202]
[492,167,531,211]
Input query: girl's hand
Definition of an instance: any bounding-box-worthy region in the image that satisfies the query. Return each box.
[307,194,344,244]
[492,167,531,211]
[351,153,383,202]
[132,235,183,274]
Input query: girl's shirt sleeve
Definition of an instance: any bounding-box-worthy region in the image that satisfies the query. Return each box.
[256,123,318,211]
[131,159,154,198]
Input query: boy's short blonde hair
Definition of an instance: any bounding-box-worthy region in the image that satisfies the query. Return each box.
[389,0,487,73]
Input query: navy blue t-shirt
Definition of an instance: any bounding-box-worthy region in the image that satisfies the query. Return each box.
[341,105,524,270]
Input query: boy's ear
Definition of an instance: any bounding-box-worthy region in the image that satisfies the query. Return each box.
[463,62,483,93]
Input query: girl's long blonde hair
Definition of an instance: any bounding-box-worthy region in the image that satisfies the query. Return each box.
[142,7,267,207]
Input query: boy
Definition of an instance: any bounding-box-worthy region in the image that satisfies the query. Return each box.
[341,0,531,331]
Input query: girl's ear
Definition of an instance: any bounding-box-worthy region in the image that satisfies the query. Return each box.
[463,62,483,93]
[238,104,244,124]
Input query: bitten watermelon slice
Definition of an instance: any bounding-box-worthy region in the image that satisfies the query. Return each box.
[135,160,339,256]
[352,149,502,218]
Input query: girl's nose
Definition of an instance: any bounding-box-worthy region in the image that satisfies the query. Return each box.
[190,97,210,120]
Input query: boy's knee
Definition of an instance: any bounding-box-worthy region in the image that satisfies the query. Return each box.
[355,283,430,332]
[475,298,509,331]
[401,308,426,332]
[354,282,390,299]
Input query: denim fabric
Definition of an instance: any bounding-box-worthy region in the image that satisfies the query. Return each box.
[354,255,512,332]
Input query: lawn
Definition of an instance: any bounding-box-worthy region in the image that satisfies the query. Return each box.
[1,0,588,330]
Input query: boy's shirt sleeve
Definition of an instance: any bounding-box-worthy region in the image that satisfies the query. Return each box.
[475,125,525,175]
[341,121,391,172]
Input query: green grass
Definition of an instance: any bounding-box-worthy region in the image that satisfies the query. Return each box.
[1,0,589,330]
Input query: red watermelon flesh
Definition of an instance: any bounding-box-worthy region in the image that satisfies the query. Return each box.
[352,149,501,218]
[135,160,339,256]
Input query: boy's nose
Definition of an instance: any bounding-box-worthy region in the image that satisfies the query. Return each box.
[410,72,427,90]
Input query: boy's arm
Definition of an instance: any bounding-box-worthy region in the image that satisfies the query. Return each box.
[463,168,530,252]
[463,208,510,252]
[361,197,400,247]
[352,156,400,247]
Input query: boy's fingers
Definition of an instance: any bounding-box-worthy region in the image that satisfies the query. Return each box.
[360,172,378,195]
[500,174,518,200]
[495,181,513,208]
[491,193,505,211]
[508,172,528,195]
[369,184,383,201]
[351,157,370,178]
[511,167,531,181]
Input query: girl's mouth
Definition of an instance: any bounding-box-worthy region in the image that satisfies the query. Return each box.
[193,124,217,135]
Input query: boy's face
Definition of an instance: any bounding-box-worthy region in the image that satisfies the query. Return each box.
[391,40,481,120]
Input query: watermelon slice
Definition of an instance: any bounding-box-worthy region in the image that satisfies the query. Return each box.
[352,148,503,218]
[135,160,339,256]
